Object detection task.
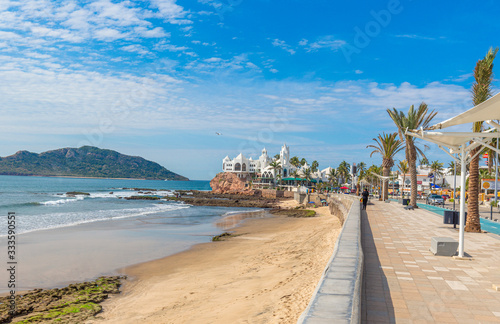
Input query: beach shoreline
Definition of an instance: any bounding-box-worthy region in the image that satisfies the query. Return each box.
[90,199,341,323]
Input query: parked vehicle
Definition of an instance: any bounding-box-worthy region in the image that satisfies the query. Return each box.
[426,194,444,205]
[441,194,450,202]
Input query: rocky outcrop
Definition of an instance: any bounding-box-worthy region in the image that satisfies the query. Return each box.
[0,276,125,323]
[210,172,254,195]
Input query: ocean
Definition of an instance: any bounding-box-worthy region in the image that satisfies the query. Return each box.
[0,175,249,235]
[0,175,266,291]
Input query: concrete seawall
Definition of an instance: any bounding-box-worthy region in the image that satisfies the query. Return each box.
[298,194,363,324]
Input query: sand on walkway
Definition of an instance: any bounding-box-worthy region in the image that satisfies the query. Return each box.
[91,200,340,324]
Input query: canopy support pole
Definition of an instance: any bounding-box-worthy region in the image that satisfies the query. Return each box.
[458,146,467,258]
[438,145,459,162]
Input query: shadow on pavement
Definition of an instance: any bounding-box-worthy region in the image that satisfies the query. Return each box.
[361,207,396,324]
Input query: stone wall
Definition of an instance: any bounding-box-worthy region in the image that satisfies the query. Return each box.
[261,189,284,198]
[298,194,363,324]
[283,190,294,198]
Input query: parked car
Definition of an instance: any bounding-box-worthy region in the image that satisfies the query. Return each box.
[442,194,451,202]
[427,194,444,205]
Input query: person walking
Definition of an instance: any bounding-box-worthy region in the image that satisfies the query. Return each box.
[362,188,369,210]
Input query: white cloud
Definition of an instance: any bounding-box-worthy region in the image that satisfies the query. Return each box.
[94,28,127,41]
[355,70,363,74]
[271,39,296,55]
[150,0,192,23]
[0,31,21,40]
[154,41,189,52]
[134,26,169,38]
[121,45,151,56]
[301,35,346,52]
[395,34,438,41]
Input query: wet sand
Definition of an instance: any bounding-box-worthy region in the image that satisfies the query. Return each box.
[0,208,267,293]
[92,201,341,323]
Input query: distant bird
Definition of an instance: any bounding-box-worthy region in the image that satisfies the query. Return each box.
[216,132,222,135]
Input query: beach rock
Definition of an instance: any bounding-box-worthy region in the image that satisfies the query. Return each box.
[0,276,125,323]
[210,172,254,195]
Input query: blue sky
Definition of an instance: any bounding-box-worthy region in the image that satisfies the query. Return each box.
[0,0,499,180]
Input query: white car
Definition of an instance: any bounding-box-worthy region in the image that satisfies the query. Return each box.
[426,194,444,205]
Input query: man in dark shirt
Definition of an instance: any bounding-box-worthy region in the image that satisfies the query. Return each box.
[362,188,369,210]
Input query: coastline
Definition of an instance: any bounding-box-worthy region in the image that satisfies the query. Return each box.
[90,200,341,323]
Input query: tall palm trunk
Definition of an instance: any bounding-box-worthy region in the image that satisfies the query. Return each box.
[466,147,481,231]
[402,174,406,197]
[382,165,390,200]
[408,141,418,207]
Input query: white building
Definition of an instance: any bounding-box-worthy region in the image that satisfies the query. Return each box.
[222,144,333,188]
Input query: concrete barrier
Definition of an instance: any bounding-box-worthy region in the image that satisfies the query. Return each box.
[298,194,363,324]
[261,189,285,198]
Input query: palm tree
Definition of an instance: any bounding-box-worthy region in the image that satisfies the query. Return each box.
[274,153,280,161]
[466,47,498,233]
[269,161,281,188]
[367,164,382,195]
[290,156,300,168]
[302,168,312,187]
[357,162,366,177]
[328,168,338,188]
[300,158,307,166]
[291,170,300,186]
[337,161,350,185]
[367,133,404,200]
[419,157,429,167]
[387,103,437,208]
[398,160,409,198]
[356,162,367,194]
[311,160,319,173]
[430,160,444,189]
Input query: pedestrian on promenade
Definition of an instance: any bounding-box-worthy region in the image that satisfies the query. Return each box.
[362,188,369,210]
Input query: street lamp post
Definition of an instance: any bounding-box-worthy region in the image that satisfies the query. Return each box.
[453,154,457,211]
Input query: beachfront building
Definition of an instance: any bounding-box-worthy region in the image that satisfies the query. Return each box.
[222,144,330,189]
[222,145,285,179]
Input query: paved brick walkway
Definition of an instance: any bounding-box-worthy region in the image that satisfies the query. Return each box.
[362,200,500,323]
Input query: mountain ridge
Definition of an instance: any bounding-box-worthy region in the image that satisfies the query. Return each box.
[0,146,188,180]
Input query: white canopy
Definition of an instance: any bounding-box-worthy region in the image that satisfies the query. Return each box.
[406,130,500,151]
[427,92,500,130]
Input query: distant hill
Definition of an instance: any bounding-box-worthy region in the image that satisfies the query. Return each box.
[0,146,188,180]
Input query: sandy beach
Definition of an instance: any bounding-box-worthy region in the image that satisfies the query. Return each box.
[91,200,341,323]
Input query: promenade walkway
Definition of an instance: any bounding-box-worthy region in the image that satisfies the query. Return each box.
[362,200,500,323]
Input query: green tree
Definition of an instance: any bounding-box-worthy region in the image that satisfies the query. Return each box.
[311,160,319,173]
[269,160,282,188]
[328,168,338,187]
[337,161,350,185]
[290,156,300,168]
[419,157,429,167]
[398,160,409,197]
[302,168,312,187]
[387,103,437,208]
[448,161,459,176]
[430,160,444,188]
[367,133,403,200]
[356,162,367,194]
[466,47,498,233]
[300,158,307,166]
[291,169,300,186]
[367,164,382,193]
